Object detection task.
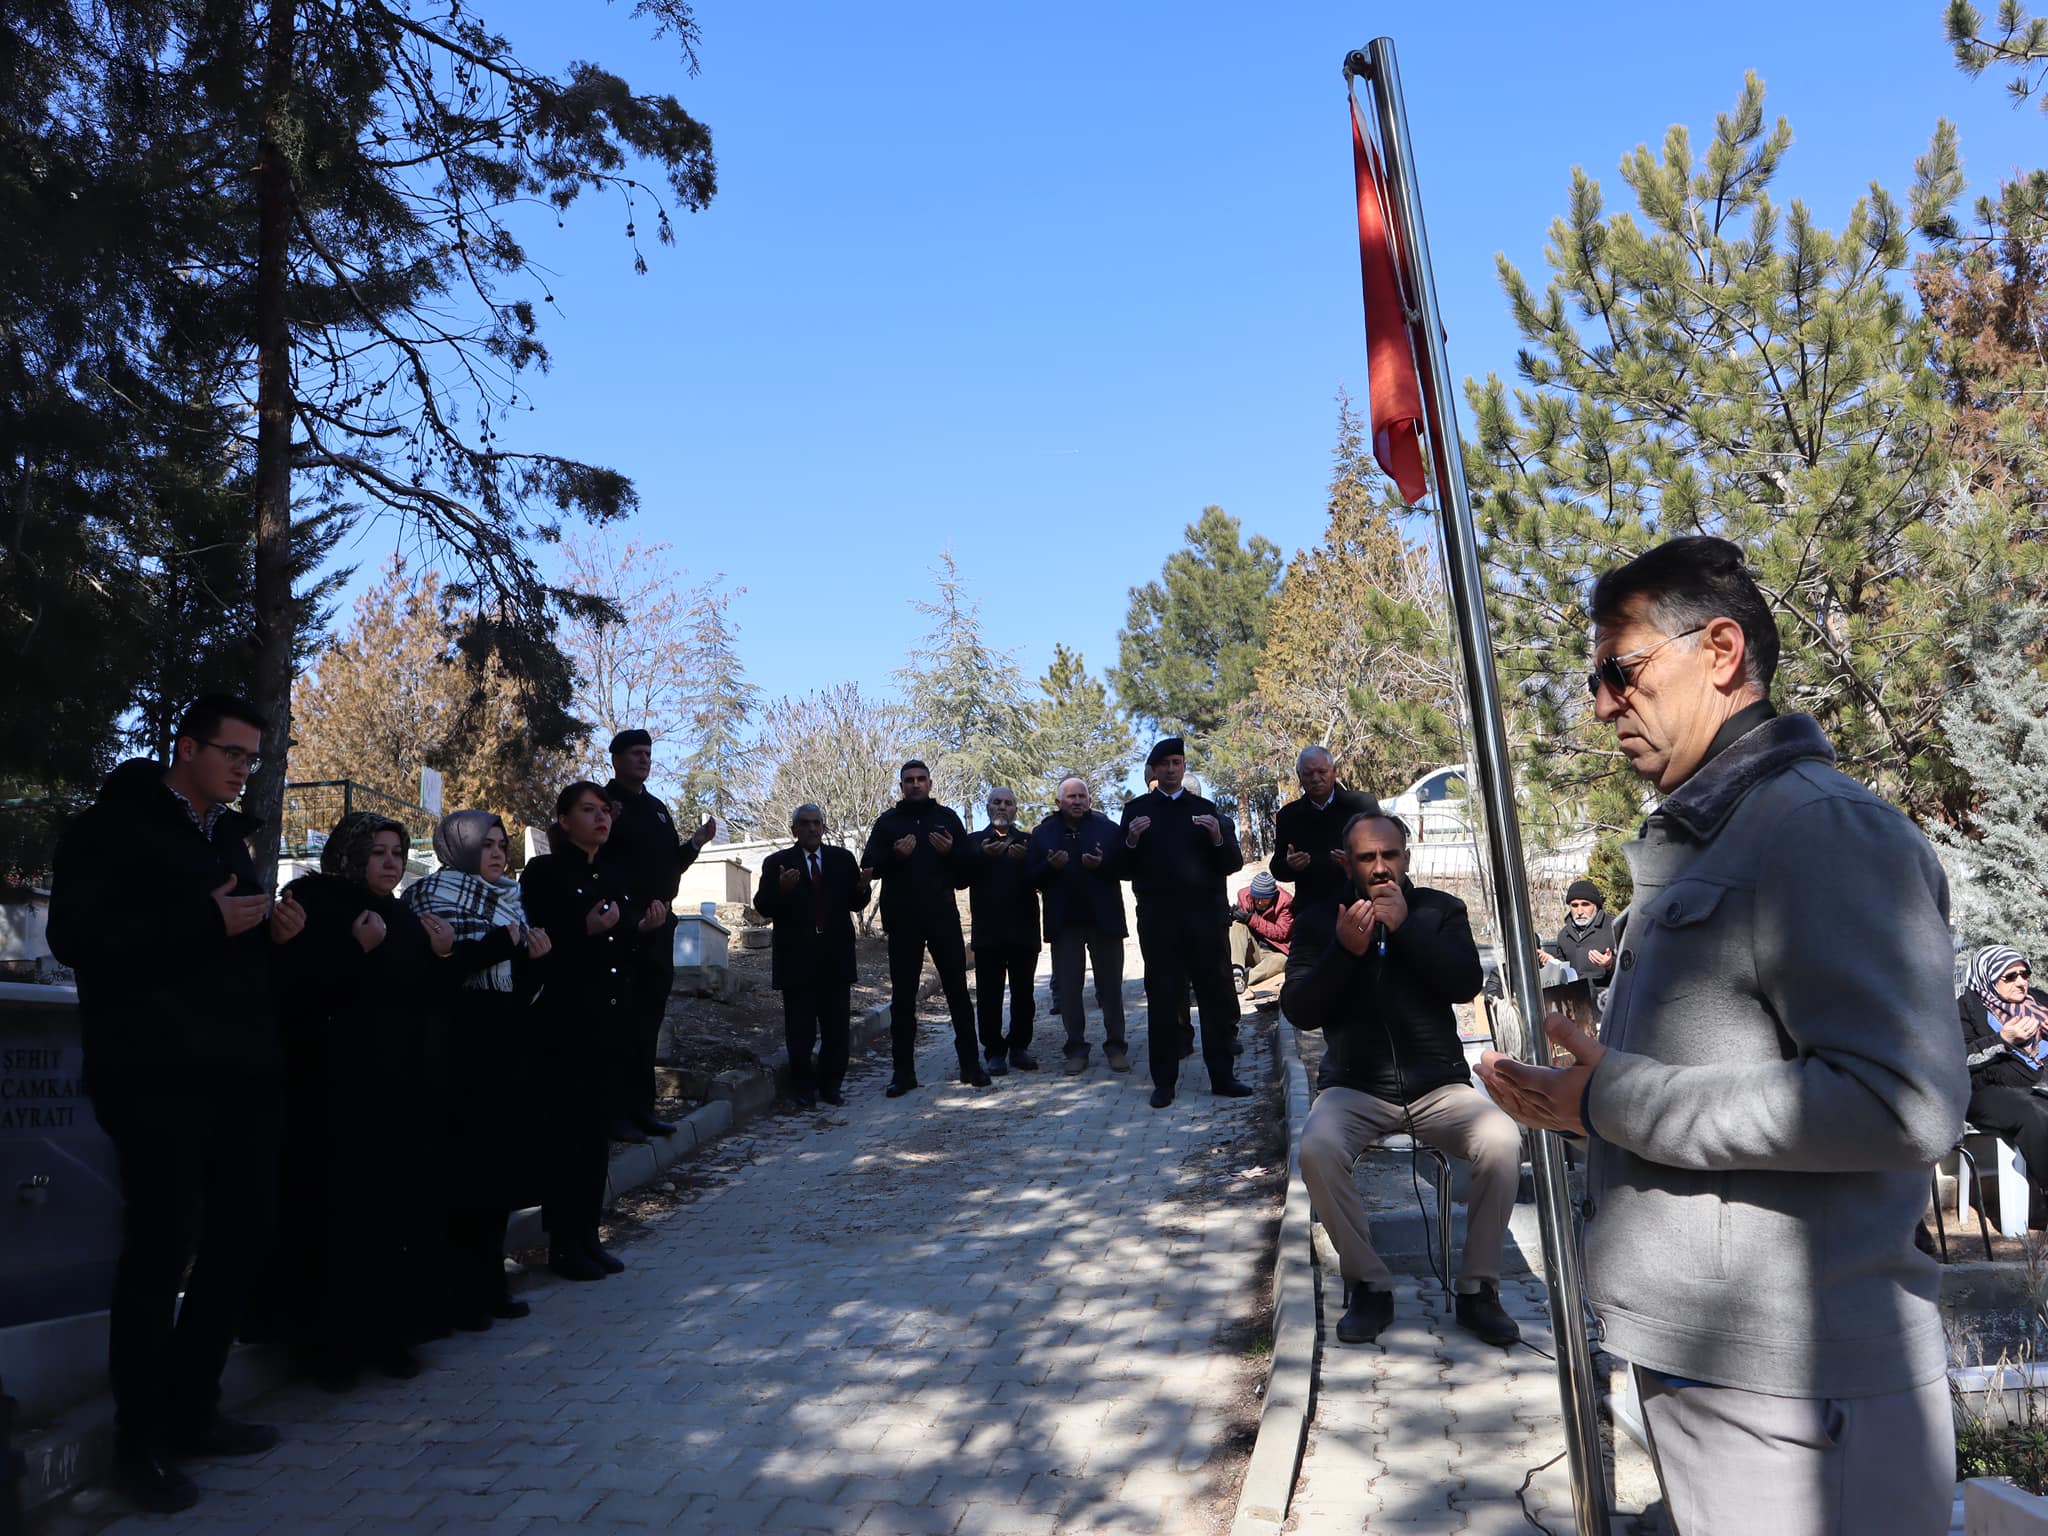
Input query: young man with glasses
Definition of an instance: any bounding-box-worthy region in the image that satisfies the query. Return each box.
[1477,537,1968,1536]
[47,694,308,1513]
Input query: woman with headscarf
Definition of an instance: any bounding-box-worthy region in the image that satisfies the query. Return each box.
[266,811,455,1387]
[404,810,553,1327]
[1959,943,2048,1228]
[519,782,669,1281]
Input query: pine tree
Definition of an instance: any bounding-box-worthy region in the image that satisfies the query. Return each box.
[896,550,1031,825]
[677,577,760,832]
[1467,75,2031,828]
[1022,645,1136,819]
[1928,610,2048,958]
[1256,393,1460,803]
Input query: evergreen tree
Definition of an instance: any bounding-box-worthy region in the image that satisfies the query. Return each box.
[1022,645,1136,819]
[896,550,1031,825]
[1928,609,2048,958]
[1467,75,2031,828]
[677,576,760,832]
[1256,393,1460,803]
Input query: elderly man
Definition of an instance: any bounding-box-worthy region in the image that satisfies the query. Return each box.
[1228,871,1292,998]
[963,788,1042,1076]
[1477,536,1967,1536]
[1270,746,1380,975]
[1027,776,1128,1073]
[600,728,715,1141]
[1285,812,1522,1348]
[752,805,870,1108]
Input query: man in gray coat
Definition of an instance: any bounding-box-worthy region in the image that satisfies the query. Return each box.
[1478,536,1967,1536]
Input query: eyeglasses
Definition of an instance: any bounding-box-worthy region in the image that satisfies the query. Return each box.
[1586,628,1707,700]
[198,740,264,773]
[2002,968,2033,985]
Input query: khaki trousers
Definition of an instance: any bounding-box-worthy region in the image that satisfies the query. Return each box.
[1298,1081,1523,1294]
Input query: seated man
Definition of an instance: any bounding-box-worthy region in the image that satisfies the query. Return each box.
[1283,812,1522,1347]
[1228,872,1292,999]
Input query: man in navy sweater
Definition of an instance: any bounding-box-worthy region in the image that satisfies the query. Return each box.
[1117,738,1256,1108]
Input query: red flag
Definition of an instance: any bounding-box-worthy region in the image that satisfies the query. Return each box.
[1352,102,1429,504]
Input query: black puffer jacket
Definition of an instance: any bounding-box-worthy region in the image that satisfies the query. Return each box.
[1280,878,1482,1104]
[47,759,280,1088]
[859,798,970,931]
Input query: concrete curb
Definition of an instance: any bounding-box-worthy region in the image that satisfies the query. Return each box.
[18,980,929,1522]
[1230,1019,1316,1536]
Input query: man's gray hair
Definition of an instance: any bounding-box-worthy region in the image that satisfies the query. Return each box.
[1058,775,1089,795]
[790,803,824,827]
[1297,744,1334,773]
[988,787,1016,802]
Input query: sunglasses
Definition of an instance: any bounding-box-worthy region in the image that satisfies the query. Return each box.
[1586,628,1707,700]
[2002,968,2033,985]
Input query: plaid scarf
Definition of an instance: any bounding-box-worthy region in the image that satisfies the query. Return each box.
[404,867,526,992]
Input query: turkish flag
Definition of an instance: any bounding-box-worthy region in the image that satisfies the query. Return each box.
[1352,102,1429,504]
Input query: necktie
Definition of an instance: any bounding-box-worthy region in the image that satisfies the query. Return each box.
[810,851,825,932]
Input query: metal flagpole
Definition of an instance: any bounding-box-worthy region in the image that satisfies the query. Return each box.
[1347,36,1613,1534]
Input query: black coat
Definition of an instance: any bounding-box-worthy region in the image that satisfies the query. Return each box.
[518,851,643,1050]
[963,825,1042,950]
[1026,811,1128,941]
[1280,878,1483,1105]
[1960,988,2048,1094]
[1545,910,1617,986]
[752,843,867,989]
[47,758,280,1089]
[859,798,970,932]
[1270,787,1381,953]
[1116,789,1242,923]
[598,780,700,909]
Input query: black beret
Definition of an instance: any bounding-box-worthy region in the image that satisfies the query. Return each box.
[1146,737,1186,767]
[608,729,652,755]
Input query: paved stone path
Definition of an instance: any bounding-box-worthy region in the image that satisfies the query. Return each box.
[60,973,1277,1535]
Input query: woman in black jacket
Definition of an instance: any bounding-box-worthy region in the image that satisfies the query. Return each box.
[1958,943,2048,1229]
[520,782,669,1281]
[266,812,455,1387]
[404,810,553,1326]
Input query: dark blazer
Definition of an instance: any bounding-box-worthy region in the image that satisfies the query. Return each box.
[752,843,867,989]
[963,825,1042,950]
[1027,812,1127,940]
[859,798,970,931]
[518,851,643,1050]
[1280,878,1483,1104]
[1960,988,2048,1093]
[47,758,280,1088]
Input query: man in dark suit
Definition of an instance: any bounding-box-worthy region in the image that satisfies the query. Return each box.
[963,787,1041,1076]
[1118,738,1254,1108]
[600,728,715,1141]
[859,760,984,1095]
[1270,745,1380,978]
[752,804,871,1108]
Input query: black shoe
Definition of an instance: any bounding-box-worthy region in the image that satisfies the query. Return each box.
[1232,965,1248,995]
[792,1086,818,1109]
[885,1076,918,1098]
[636,1113,678,1137]
[113,1450,200,1513]
[606,1120,648,1144]
[583,1232,626,1274]
[1149,1086,1175,1109]
[820,1086,846,1106]
[1105,1043,1131,1073]
[1049,1000,1062,1016]
[1336,1284,1395,1345]
[1455,1283,1522,1347]
[986,1053,1010,1076]
[1009,1050,1039,1071]
[169,1415,279,1458]
[548,1242,606,1282]
[489,1296,532,1320]
[961,1063,993,1088]
[1061,1049,1089,1075]
[378,1347,422,1380]
[1211,1078,1255,1098]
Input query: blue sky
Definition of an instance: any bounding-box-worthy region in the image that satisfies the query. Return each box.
[336,0,2047,731]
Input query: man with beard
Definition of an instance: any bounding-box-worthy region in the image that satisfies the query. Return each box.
[753,804,870,1108]
[1118,738,1254,1109]
[860,761,985,1094]
[963,788,1041,1076]
[600,728,715,1142]
[1538,878,1616,1009]
[1270,745,1380,976]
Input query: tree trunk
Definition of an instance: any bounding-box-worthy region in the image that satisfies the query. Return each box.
[244,0,298,890]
